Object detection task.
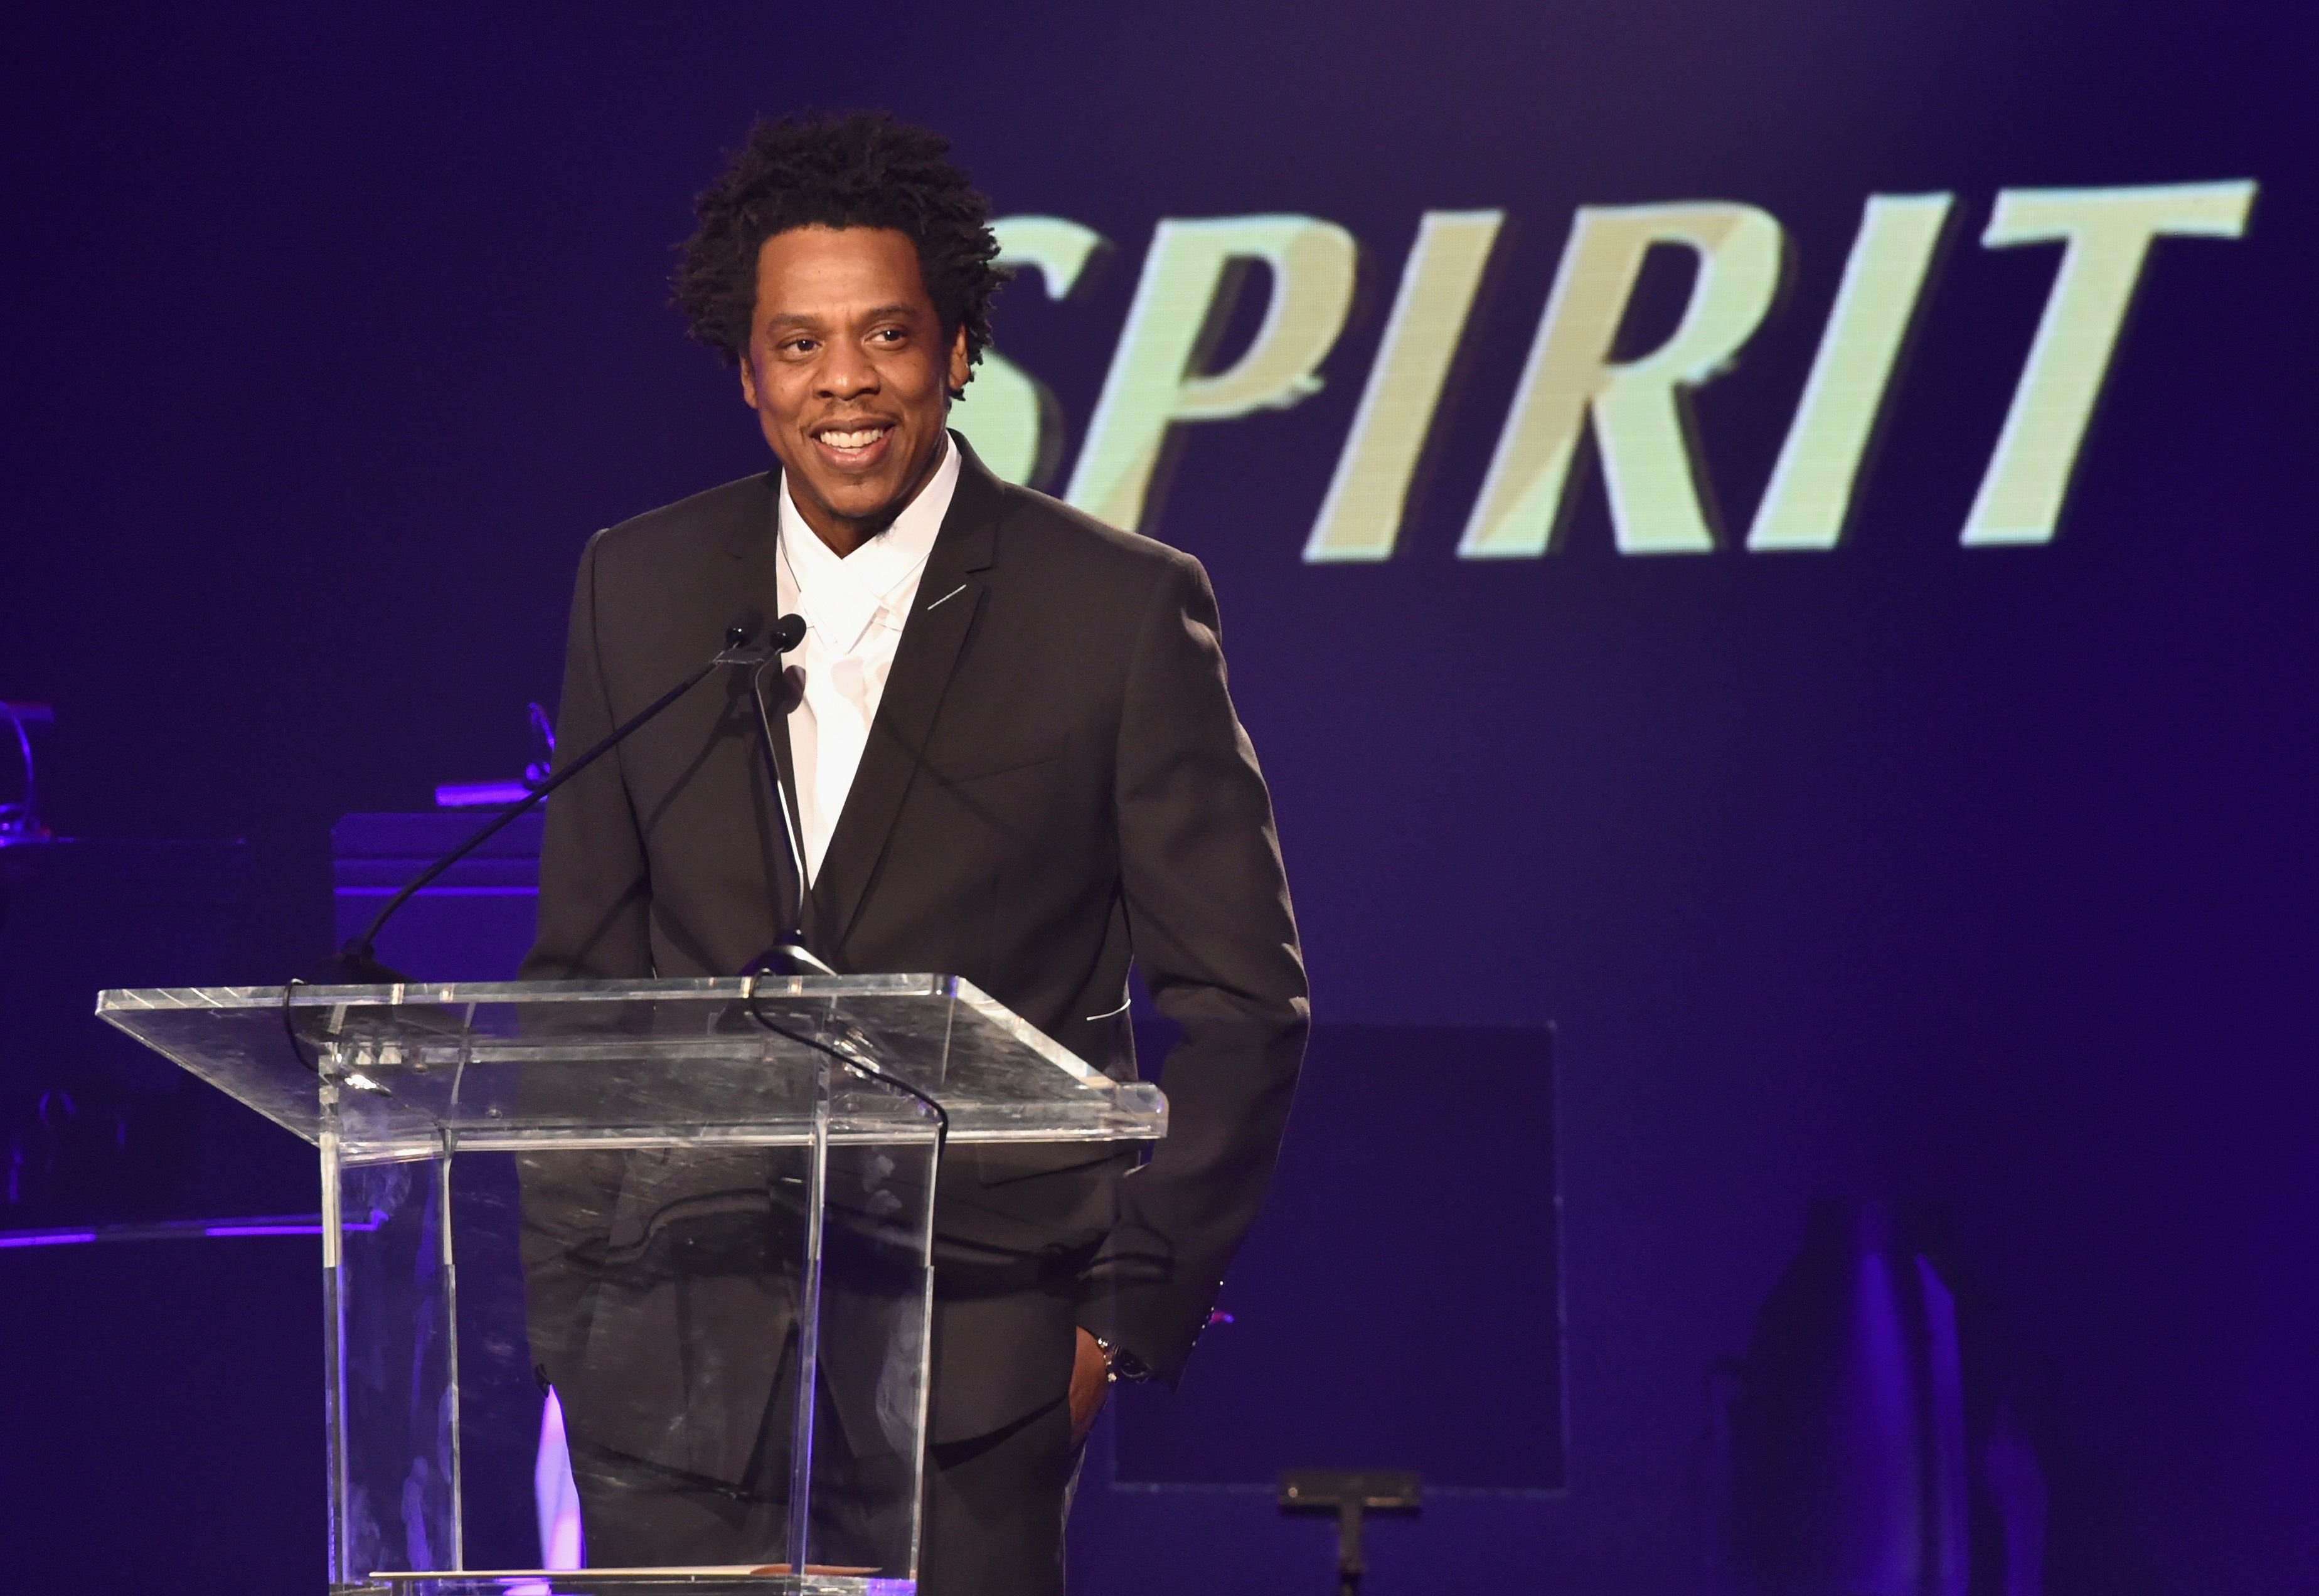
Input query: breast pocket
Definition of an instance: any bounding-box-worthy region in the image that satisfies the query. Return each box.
[929,733,1067,787]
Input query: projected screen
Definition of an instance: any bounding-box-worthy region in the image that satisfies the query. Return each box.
[955,183,2254,555]
[927,168,2265,1494]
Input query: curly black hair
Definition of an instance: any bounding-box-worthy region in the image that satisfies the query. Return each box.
[675,112,1006,390]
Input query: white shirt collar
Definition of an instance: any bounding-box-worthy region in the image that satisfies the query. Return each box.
[777,434,959,654]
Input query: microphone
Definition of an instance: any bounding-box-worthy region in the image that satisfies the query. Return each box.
[760,612,808,654]
[312,615,808,984]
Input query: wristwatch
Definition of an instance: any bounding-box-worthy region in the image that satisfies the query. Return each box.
[1092,1333,1154,1385]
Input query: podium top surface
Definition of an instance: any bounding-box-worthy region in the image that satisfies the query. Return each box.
[96,975,1165,1161]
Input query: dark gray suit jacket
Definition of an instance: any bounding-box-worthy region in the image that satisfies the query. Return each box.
[520,436,1308,1472]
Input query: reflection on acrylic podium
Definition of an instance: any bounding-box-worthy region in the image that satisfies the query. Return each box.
[99,976,1165,1595]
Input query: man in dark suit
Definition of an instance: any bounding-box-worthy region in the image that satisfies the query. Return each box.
[520,113,1308,1593]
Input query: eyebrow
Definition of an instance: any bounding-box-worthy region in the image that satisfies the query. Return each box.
[761,304,919,331]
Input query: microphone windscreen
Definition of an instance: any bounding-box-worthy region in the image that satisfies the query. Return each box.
[770,613,808,652]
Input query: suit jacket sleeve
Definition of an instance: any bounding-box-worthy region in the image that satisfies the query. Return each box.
[523,528,655,982]
[1080,552,1311,1382]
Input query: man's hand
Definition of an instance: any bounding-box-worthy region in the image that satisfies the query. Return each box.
[1069,1327,1111,1446]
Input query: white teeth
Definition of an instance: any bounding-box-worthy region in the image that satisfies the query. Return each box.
[819,427,888,451]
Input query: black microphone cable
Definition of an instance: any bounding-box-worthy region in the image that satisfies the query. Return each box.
[741,974,951,1154]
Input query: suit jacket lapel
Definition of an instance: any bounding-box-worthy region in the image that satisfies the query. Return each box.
[809,437,1003,955]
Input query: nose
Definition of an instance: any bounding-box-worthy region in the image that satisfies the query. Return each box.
[814,337,879,400]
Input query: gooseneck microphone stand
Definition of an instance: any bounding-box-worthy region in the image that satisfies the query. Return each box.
[745,651,834,978]
[315,615,807,984]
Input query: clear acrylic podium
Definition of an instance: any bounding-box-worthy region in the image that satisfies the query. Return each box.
[97,976,1166,1596]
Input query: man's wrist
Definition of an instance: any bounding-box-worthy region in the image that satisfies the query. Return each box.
[1090,1333,1155,1385]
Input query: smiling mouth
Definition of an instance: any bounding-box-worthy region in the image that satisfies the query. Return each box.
[813,423,895,465]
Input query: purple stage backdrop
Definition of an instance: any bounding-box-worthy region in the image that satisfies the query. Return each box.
[1,3,2311,1592]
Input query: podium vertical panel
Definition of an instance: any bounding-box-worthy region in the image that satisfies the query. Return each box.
[97,977,1164,1596]
[331,1149,462,1578]
[324,1050,942,1589]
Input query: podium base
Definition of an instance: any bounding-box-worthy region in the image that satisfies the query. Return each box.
[349,1572,905,1596]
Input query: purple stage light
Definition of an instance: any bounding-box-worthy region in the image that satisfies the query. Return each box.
[202,1223,323,1237]
[435,782,533,808]
[535,1386,585,1570]
[0,1210,390,1249]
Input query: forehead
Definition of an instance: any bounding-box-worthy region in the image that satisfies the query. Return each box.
[751,225,932,322]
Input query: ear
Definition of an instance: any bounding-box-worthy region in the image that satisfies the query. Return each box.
[738,350,761,410]
[946,325,972,399]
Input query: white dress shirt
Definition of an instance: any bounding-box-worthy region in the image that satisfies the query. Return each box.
[776,436,961,885]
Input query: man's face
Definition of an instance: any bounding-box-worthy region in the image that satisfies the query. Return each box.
[738,225,971,552]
